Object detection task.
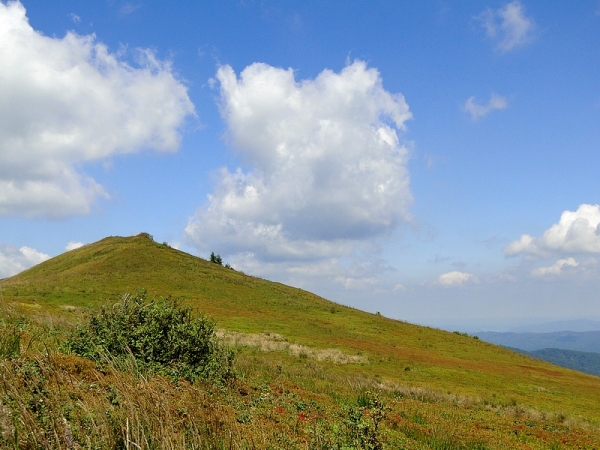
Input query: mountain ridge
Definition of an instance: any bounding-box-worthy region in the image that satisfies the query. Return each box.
[475,330,600,353]
[507,319,600,333]
[513,347,600,377]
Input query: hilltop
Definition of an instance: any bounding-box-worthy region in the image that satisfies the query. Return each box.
[1,233,600,448]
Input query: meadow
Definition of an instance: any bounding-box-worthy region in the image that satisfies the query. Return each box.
[1,233,599,448]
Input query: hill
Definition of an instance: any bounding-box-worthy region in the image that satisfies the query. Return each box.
[2,233,600,448]
[475,330,600,353]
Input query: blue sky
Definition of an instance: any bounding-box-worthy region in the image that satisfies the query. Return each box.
[1,1,599,330]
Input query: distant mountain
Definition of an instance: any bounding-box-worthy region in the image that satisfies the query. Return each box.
[507,319,600,333]
[513,348,600,377]
[428,318,600,334]
[475,330,600,353]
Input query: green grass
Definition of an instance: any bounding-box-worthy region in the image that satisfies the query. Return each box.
[1,233,600,448]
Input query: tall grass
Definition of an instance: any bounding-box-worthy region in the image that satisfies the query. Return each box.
[0,319,597,449]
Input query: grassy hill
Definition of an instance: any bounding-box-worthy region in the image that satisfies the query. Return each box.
[1,233,600,448]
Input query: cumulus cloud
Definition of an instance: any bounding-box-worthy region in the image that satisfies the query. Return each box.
[437,271,478,287]
[0,1,195,217]
[186,61,412,263]
[0,244,49,278]
[531,257,578,278]
[65,241,84,251]
[220,251,377,293]
[505,204,600,258]
[478,1,536,52]
[462,94,508,120]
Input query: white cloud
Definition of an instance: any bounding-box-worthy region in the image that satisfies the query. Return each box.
[0,244,49,278]
[393,283,407,292]
[437,271,478,287]
[224,251,387,295]
[0,1,195,218]
[478,1,536,52]
[65,241,84,251]
[186,61,412,264]
[119,3,141,16]
[334,275,378,290]
[462,94,508,120]
[68,13,81,23]
[505,204,600,257]
[531,257,578,278]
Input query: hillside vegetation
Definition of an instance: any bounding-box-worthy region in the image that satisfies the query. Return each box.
[1,233,600,448]
[516,348,600,378]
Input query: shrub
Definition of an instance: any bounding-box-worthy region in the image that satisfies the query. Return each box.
[210,252,223,265]
[343,391,386,449]
[65,291,234,383]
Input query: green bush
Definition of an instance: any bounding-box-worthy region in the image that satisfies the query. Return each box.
[65,291,234,383]
[210,252,223,265]
[343,391,386,450]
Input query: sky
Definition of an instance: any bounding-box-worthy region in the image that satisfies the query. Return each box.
[1,0,599,331]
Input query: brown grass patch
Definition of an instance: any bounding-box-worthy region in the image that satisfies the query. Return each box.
[216,329,368,364]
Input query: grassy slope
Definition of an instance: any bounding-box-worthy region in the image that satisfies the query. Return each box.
[2,233,600,425]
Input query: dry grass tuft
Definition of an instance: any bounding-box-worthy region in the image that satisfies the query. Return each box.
[216,329,369,364]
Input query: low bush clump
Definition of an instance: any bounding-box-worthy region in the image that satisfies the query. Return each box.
[65,290,234,383]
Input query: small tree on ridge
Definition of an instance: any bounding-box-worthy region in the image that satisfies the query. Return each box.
[210,252,223,265]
